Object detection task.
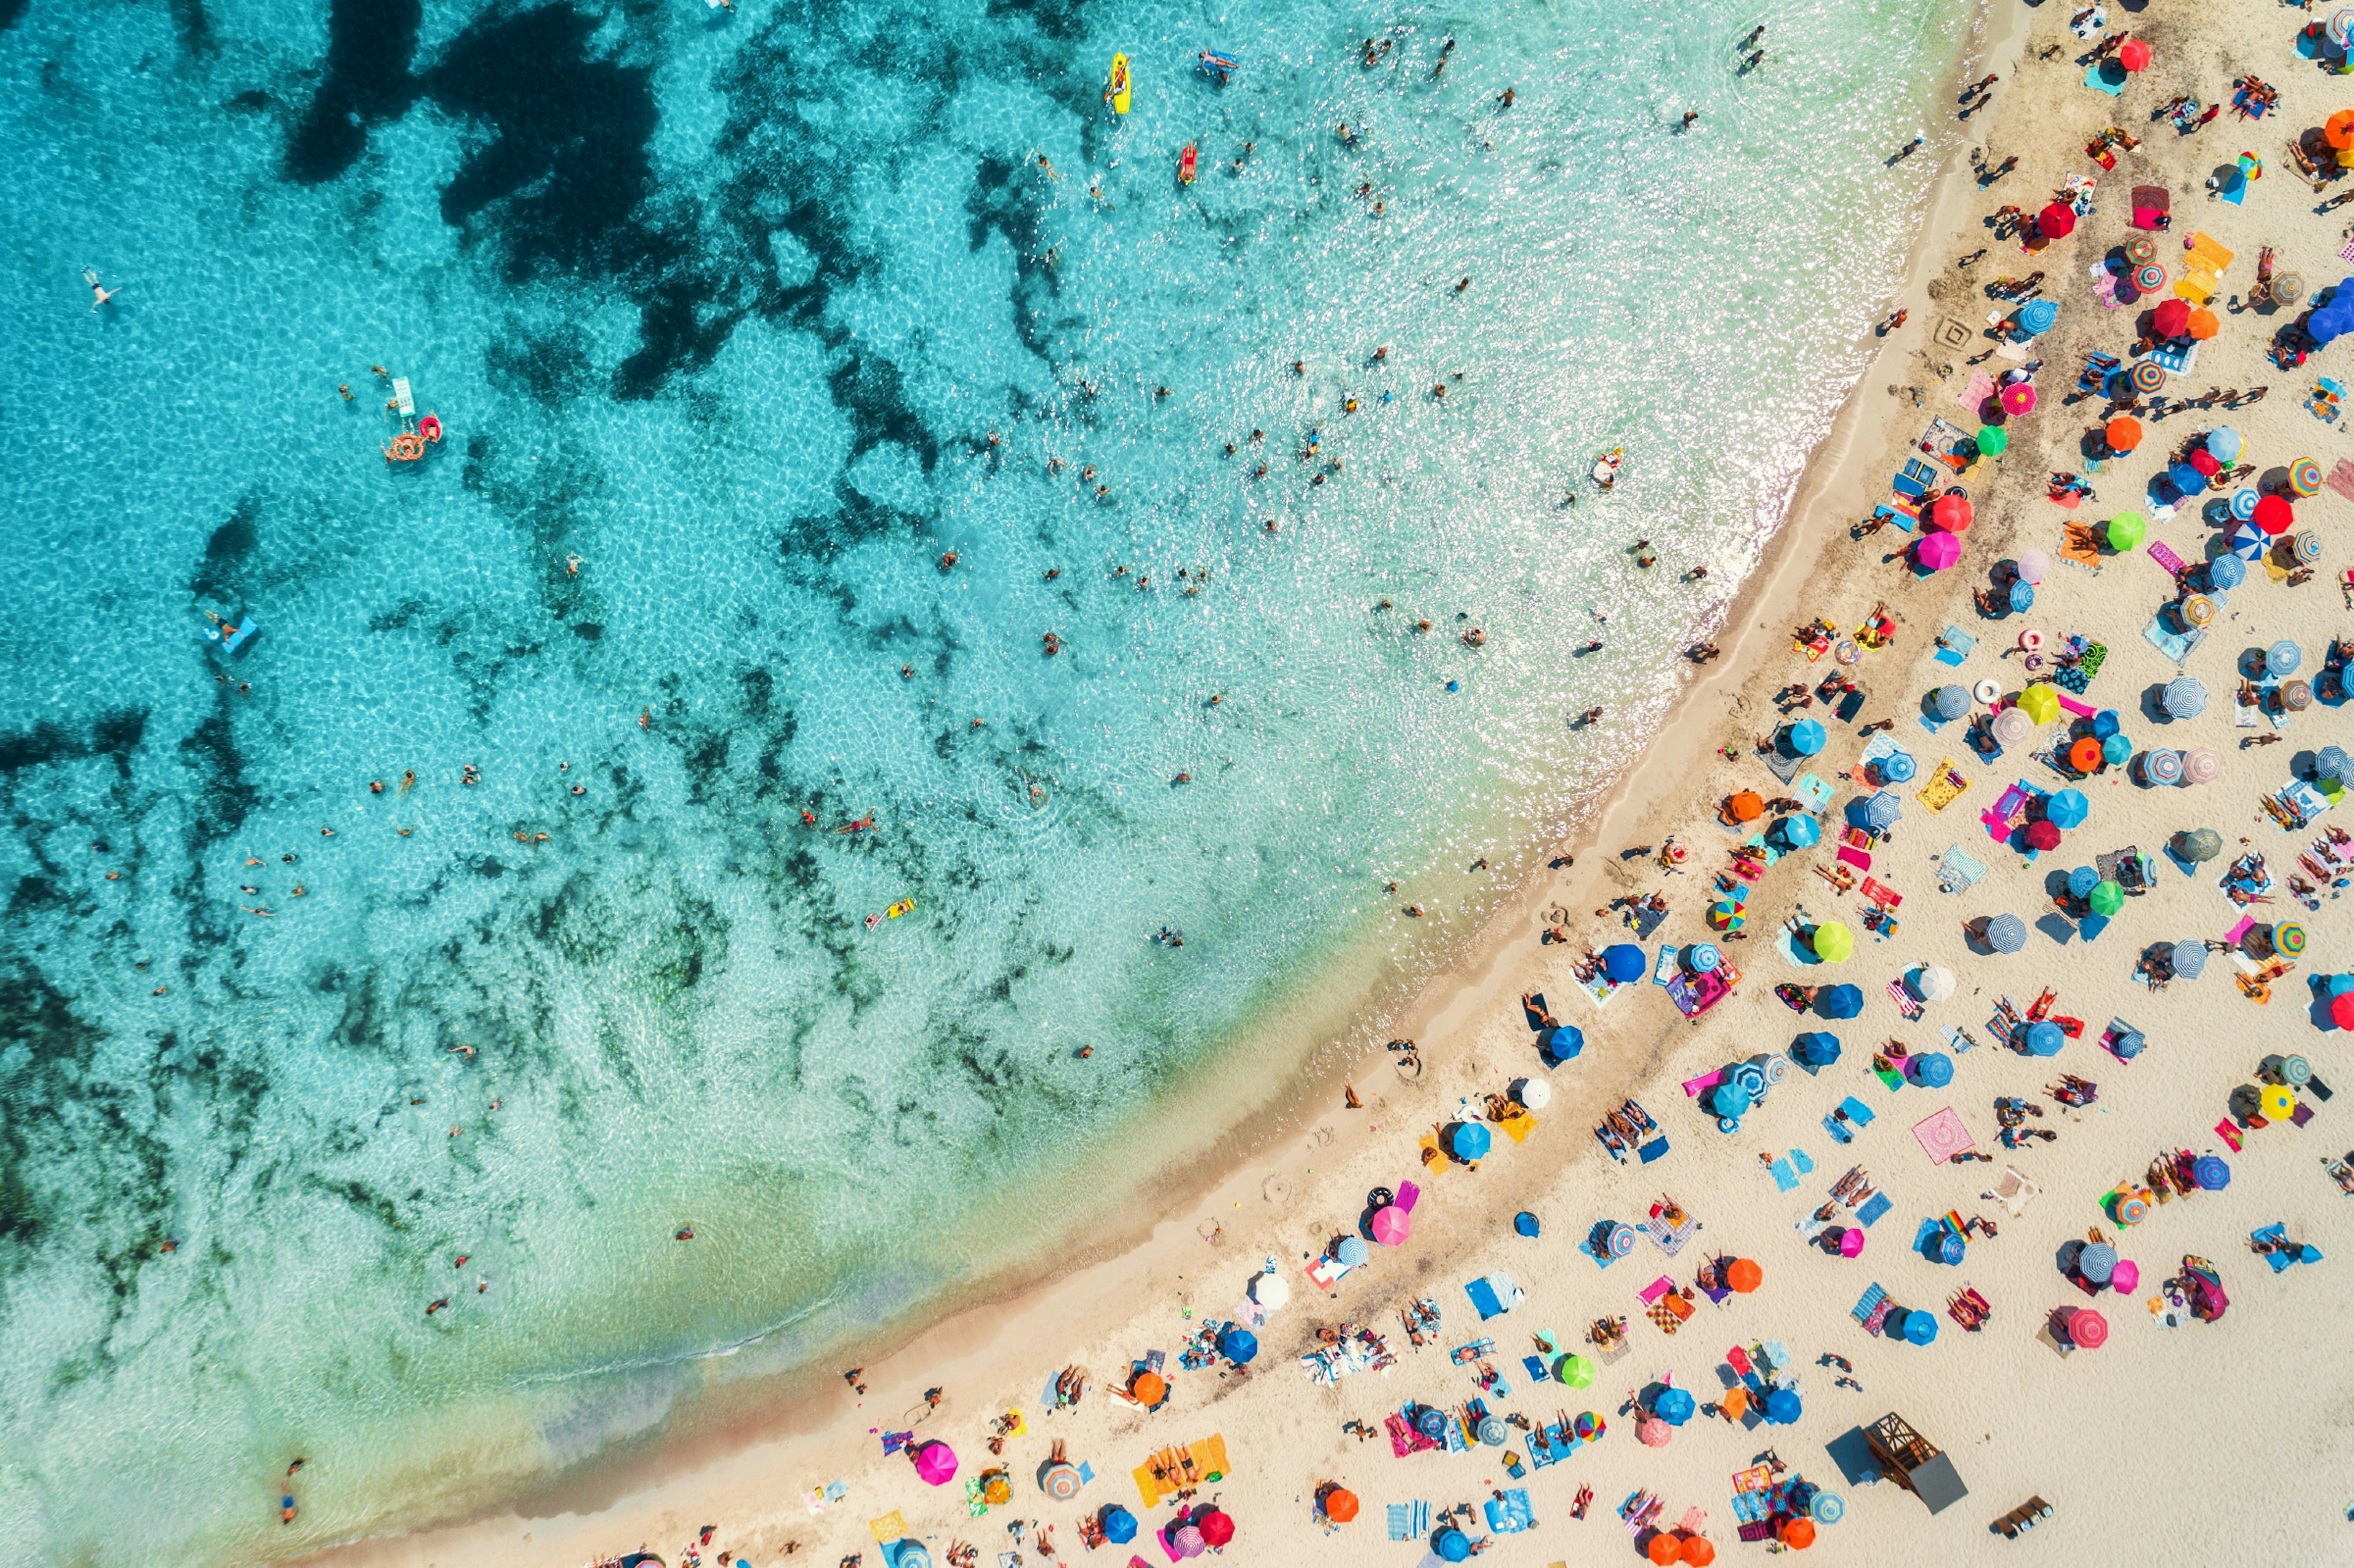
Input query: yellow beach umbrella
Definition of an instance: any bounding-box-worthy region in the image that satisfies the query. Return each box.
[2017,684,2062,726]
[1811,921,1856,963]
[2261,1084,2297,1122]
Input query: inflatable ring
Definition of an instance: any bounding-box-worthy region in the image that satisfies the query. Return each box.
[2024,652,2044,671]
[419,414,443,443]
[2016,628,2045,652]
[1973,678,2003,705]
[1833,640,1861,666]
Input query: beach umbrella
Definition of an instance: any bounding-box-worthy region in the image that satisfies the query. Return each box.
[2125,233,2158,264]
[1994,706,2035,745]
[2208,552,2248,593]
[2276,922,2308,956]
[1763,1387,1804,1425]
[2066,866,2100,899]
[1861,792,1902,831]
[2079,1242,2119,1285]
[1786,718,1827,755]
[1712,1081,1753,1119]
[1251,1271,1290,1309]
[1655,1387,1697,1426]
[2133,262,2166,294]
[1102,1507,1139,1544]
[1908,1051,1954,1088]
[2102,733,2132,767]
[1727,1258,1763,1293]
[2294,529,2325,565]
[1042,1462,1084,1501]
[1729,1062,1767,1100]
[915,1441,959,1486]
[1913,965,1956,1002]
[1903,1307,1940,1345]
[1201,1506,1240,1541]
[1371,1205,1411,1245]
[1608,1224,1638,1258]
[2184,748,2223,784]
[1558,1353,1597,1388]
[1216,1327,1258,1365]
[2091,707,2121,739]
[2025,819,2062,851]
[1914,531,1962,572]
[1937,1230,1967,1265]
[1574,1410,1604,1439]
[2068,1308,2109,1349]
[2167,462,2207,497]
[2070,736,2105,773]
[2102,415,2144,454]
[2282,680,2314,712]
[2105,511,2146,551]
[1793,1031,1842,1067]
[1449,1121,1491,1162]
[1648,1534,1683,1566]
[2000,382,2036,416]
[2207,427,2243,463]
[2274,272,2307,305]
[2181,595,2217,628]
[1811,921,1855,963]
[2254,495,2295,536]
[2230,487,2260,522]
[1602,943,1647,983]
[1477,1415,1509,1446]
[1930,493,1973,531]
[2036,202,2076,238]
[1985,913,2027,953]
[2024,1020,2065,1056]
[2017,685,2061,726]
[2046,788,2089,829]
[2018,298,2059,335]
[2118,35,2150,68]
[2333,101,2354,137]
[1540,1024,1585,1063]
[2152,297,2191,337]
[1707,901,1745,932]
[1436,1528,1473,1562]
[2228,522,2268,561]
[1729,790,1764,821]
[1831,1226,1865,1258]
[2008,580,2035,613]
[2189,449,2223,479]
[1637,1418,1672,1448]
[1130,1370,1166,1406]
[1975,424,2008,457]
[2317,745,2349,782]
[2186,308,2219,341]
[1335,1235,1369,1268]
[2171,940,2207,978]
[2142,748,2183,785]
[2130,358,2167,394]
[1514,1076,1552,1109]
[2290,457,2325,497]
[1934,684,1972,719]
[2112,1260,2141,1293]
[1776,813,1821,849]
[1170,1524,1205,1559]
[2193,1154,2231,1190]
[2179,828,2225,863]
[2337,992,2354,1032]
[1417,1406,1450,1439]
[2017,548,2051,584]
[2268,640,2302,676]
[1682,1537,1718,1566]
[1816,984,1864,1019]
[1781,1518,1818,1550]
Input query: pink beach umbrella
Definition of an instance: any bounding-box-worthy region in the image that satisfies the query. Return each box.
[2110,1259,2139,1294]
[1371,1205,1412,1246]
[1916,531,1963,572]
[1838,1227,1866,1258]
[915,1440,959,1485]
[1171,1524,1207,1558]
[2000,383,2036,416]
[1637,1417,1674,1448]
[2016,549,2051,585]
[2067,1308,2109,1349]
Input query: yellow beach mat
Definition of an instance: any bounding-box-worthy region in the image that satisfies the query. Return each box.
[1418,1132,1450,1174]
[869,1510,908,1543]
[2174,272,2217,305]
[1498,1112,1539,1144]
[2187,231,2236,273]
[1133,1433,1230,1506]
[1914,758,1969,813]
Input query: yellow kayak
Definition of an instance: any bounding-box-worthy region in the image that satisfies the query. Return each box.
[885,899,915,919]
[1107,52,1131,114]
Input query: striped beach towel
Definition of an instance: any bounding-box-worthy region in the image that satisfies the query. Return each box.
[1387,1501,1430,1540]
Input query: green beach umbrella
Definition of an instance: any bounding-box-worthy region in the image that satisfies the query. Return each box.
[2088,880,2125,916]
[2105,512,2146,551]
[1974,425,2008,457]
[1556,1353,1597,1388]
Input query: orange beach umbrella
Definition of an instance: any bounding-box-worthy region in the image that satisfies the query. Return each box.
[2104,416,2142,452]
[2327,110,2354,151]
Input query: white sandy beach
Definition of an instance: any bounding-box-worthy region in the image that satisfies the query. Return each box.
[297,2,2354,1564]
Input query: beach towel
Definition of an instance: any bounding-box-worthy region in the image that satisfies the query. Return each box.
[1387,1501,1430,1541]
[1486,1490,1536,1533]
[1639,1136,1672,1163]
[1838,1095,1878,1127]
[1851,1282,1887,1325]
[1855,1192,1893,1228]
[2327,459,2354,503]
[1913,1107,1977,1165]
[1768,1157,1799,1192]
[1954,370,1996,418]
[1465,1274,1523,1320]
[1793,772,1837,812]
[1936,843,1989,892]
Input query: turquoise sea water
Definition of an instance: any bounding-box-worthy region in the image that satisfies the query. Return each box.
[0,0,1963,1558]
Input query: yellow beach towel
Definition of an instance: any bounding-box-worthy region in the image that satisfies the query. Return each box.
[1498,1113,1539,1144]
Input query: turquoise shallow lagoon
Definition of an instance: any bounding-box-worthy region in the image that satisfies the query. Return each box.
[0,0,1961,1557]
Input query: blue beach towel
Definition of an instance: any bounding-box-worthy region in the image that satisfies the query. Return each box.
[1839,1096,1877,1126]
[1388,1501,1430,1541]
[1856,1191,1893,1228]
[1485,1489,1536,1533]
[1791,1146,1816,1174]
[1768,1158,1799,1193]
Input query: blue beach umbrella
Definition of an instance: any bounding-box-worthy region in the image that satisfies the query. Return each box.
[2008,579,2035,613]
[1908,1051,1955,1088]
[2317,745,2350,782]
[2169,942,2206,979]
[1417,1407,1449,1440]
[1540,1024,1585,1064]
[1449,1121,1491,1161]
[2207,427,2244,463]
[2024,1020,2065,1056]
[2046,788,2089,829]
[1514,1211,1542,1238]
[1937,1230,1967,1266]
[1776,812,1822,849]
[2193,1154,2231,1190]
[889,1542,931,1568]
[2230,487,2259,522]
[1786,718,1827,756]
[1984,913,2028,953]
[2229,522,2268,560]
[2268,640,2302,677]
[1879,750,1918,784]
[2017,298,2059,336]
[1934,684,1973,720]
[1686,942,1722,973]
[1336,1236,1370,1268]
[2101,733,2133,767]
[1764,1387,1804,1425]
[2169,462,2207,495]
[1102,1507,1139,1544]
[1436,1528,1473,1562]
[1816,984,1864,1019]
[2066,865,2100,898]
[1218,1328,1259,1364]
[2207,552,2247,589]
[2162,677,2208,718]
[1655,1387,1697,1425]
[1903,1308,1940,1345]
[2091,709,2122,739]
[1602,943,1647,983]
[1712,1081,1754,1119]
[1792,1031,1843,1067]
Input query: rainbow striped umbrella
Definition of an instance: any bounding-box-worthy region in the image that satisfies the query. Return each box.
[2183,747,2224,784]
[2333,6,2354,45]
[2290,457,2325,497]
[2130,359,2167,394]
[2277,923,2308,956]
[2294,529,2324,565]
[2141,748,2184,785]
[2133,262,2166,293]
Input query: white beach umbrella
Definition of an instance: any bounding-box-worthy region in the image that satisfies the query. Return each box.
[1911,965,1957,1003]
[1249,1271,1290,1311]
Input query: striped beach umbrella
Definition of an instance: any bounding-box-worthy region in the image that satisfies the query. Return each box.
[2282,679,2314,712]
[2294,529,2324,565]
[1934,684,1972,719]
[2268,640,2302,677]
[2317,745,2350,782]
[2130,359,2167,394]
[2181,594,2217,627]
[2207,552,2246,590]
[2171,940,2207,978]
[2290,457,2325,497]
[2183,748,2224,784]
[2229,521,2268,560]
[1993,706,2035,745]
[2141,748,2184,785]
[2229,487,2259,521]
[1607,1224,1638,1258]
[2162,677,2207,718]
[1984,913,2027,953]
[2124,234,2157,265]
[2277,923,2309,956]
[2332,6,2354,45]
[2133,262,2166,293]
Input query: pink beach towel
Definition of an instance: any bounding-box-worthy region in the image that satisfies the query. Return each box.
[1837,846,1873,871]
[1912,1107,1977,1165]
[1956,370,1996,418]
[1395,1179,1421,1214]
[1682,1068,1729,1100]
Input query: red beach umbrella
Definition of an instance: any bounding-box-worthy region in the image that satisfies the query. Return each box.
[2151,297,2191,338]
[2334,992,2354,1030]
[2036,202,2076,238]
[2188,449,2221,477]
[2253,494,2295,535]
[1930,493,1973,531]
[2118,37,2151,70]
[1199,1507,1238,1542]
[2068,1307,2110,1347]
[2025,820,2062,850]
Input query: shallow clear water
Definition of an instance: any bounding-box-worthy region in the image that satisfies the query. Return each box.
[0,0,1960,1557]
